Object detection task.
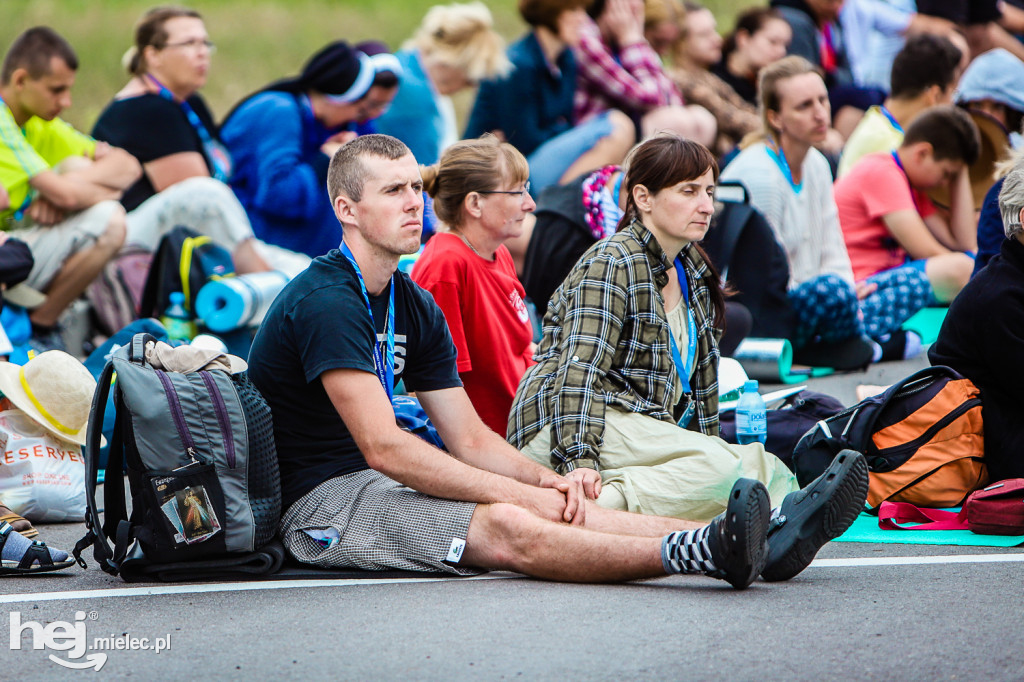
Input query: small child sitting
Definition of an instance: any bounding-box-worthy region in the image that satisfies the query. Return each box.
[835,106,979,306]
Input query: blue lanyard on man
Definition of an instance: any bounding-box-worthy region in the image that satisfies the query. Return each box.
[890,150,922,215]
[339,239,396,401]
[146,74,232,182]
[878,105,904,134]
[668,256,698,427]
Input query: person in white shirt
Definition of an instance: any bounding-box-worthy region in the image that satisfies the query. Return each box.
[721,56,925,367]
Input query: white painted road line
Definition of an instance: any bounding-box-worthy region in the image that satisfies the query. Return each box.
[1,553,1022,603]
[810,553,1024,568]
[0,573,517,604]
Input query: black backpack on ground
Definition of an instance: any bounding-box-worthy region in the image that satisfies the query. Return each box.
[73,333,283,582]
[139,225,234,320]
[701,182,797,341]
[720,390,845,468]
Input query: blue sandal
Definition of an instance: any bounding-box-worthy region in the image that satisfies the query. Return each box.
[0,522,75,575]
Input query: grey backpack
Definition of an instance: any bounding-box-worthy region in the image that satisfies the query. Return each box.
[74,332,282,581]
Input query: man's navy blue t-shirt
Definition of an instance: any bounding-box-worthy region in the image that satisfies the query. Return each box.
[247,249,461,508]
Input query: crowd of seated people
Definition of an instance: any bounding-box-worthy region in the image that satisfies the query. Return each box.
[6,0,1024,585]
[2,0,1023,371]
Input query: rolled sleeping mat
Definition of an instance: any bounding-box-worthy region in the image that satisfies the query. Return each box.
[195,271,290,332]
[732,337,834,384]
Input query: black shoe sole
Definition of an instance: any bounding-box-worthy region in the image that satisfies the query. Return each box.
[710,478,770,590]
[761,450,869,582]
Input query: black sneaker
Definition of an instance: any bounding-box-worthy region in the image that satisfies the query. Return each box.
[706,478,771,590]
[761,449,869,582]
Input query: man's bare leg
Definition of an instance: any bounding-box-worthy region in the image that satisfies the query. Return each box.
[462,503,670,583]
[231,238,273,274]
[462,479,771,587]
[584,501,703,537]
[31,206,126,328]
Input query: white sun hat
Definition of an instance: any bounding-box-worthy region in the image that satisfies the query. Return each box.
[0,350,99,446]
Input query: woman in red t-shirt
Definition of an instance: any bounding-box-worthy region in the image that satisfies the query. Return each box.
[412,135,537,434]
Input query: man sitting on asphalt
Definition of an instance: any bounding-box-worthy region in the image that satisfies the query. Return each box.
[246,133,868,588]
[0,27,141,351]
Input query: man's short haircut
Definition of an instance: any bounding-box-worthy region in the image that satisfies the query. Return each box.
[327,134,412,204]
[890,34,962,100]
[1,27,78,84]
[999,153,1024,240]
[902,106,980,165]
[519,0,592,33]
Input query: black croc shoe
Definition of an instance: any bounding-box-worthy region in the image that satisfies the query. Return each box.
[761,449,869,582]
[706,478,771,590]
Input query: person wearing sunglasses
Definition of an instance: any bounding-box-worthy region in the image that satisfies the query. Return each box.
[412,136,537,434]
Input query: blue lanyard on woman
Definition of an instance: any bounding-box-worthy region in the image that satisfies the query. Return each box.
[765,140,801,193]
[668,257,698,427]
[146,74,232,182]
[339,239,396,400]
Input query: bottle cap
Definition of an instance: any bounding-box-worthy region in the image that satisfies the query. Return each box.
[743,380,759,392]
[170,291,185,304]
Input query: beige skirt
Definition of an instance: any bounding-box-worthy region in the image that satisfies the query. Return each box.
[521,407,798,523]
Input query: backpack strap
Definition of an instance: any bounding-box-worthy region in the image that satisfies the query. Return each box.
[853,365,961,449]
[710,200,754,281]
[877,500,968,531]
[129,332,159,366]
[73,359,120,575]
[180,235,211,312]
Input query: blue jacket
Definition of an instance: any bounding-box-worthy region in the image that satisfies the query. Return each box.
[220,91,343,257]
[464,32,576,158]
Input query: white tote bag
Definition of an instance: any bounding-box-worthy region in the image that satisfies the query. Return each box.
[0,408,86,522]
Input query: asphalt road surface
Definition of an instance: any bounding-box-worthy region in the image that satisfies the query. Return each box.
[3,355,1023,680]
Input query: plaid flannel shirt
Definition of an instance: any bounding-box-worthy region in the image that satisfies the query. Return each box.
[508,220,722,474]
[572,18,683,123]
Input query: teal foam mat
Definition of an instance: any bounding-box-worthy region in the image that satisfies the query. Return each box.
[834,511,1024,547]
[902,306,948,346]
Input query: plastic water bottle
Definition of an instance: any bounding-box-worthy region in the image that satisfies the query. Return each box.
[161,292,195,342]
[735,379,767,445]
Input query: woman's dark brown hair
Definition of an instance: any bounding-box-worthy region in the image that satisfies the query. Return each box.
[618,135,726,326]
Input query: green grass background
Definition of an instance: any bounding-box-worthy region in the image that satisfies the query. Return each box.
[1,0,754,133]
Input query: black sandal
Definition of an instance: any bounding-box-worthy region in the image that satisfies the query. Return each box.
[0,522,75,575]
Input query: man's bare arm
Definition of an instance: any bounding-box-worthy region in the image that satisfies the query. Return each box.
[64,147,141,192]
[321,369,580,523]
[28,147,141,211]
[417,386,563,487]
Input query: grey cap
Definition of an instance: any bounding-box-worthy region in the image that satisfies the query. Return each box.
[956,48,1024,114]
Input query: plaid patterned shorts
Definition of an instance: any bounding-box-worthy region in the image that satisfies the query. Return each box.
[279,469,482,575]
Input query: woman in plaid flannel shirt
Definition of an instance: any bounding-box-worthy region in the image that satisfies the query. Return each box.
[509,136,797,522]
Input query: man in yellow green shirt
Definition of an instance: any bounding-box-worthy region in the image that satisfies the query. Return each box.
[837,33,963,178]
[0,27,140,349]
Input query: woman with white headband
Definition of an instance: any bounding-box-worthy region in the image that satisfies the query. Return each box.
[221,40,400,258]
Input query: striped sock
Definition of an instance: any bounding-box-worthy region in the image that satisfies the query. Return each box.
[661,526,718,575]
